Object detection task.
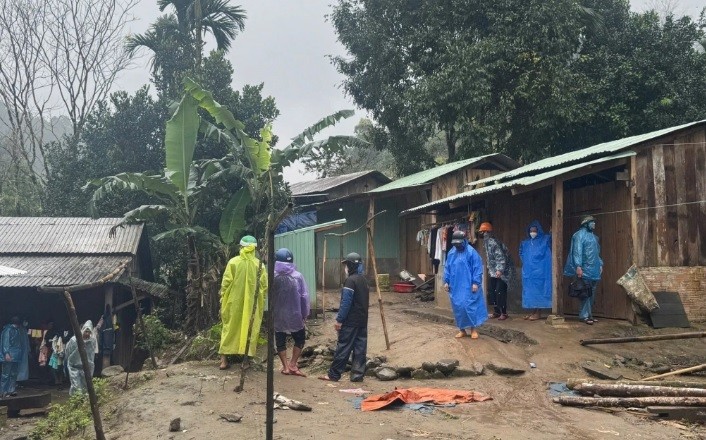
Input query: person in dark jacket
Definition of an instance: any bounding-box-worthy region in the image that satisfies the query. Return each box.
[319,252,369,382]
[272,248,310,377]
[479,222,514,320]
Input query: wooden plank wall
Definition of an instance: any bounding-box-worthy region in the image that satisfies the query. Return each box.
[561,180,633,320]
[432,169,498,201]
[634,127,706,267]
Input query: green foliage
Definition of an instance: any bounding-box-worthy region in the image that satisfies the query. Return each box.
[0,159,44,216]
[135,314,174,351]
[30,379,109,440]
[331,0,706,171]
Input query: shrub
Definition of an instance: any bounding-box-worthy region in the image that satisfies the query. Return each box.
[30,379,109,440]
[135,314,173,351]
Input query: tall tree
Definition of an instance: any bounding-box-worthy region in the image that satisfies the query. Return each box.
[127,0,246,99]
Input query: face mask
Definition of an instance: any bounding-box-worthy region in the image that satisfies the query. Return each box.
[454,243,464,251]
[588,221,596,231]
[529,232,538,239]
[344,266,349,276]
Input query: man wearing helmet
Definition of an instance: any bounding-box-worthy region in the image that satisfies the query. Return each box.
[478,222,513,320]
[218,235,267,370]
[319,252,369,382]
[444,231,487,339]
[272,248,310,377]
[563,215,603,325]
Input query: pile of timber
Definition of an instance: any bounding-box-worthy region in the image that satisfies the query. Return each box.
[556,378,706,422]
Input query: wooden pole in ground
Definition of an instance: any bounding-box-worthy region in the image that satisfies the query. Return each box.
[367,198,390,350]
[62,290,106,440]
[322,236,327,322]
[129,279,158,370]
[574,383,706,397]
[265,217,276,440]
[580,332,706,346]
[643,363,706,381]
[553,395,706,408]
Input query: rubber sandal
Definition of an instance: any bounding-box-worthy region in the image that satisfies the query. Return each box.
[528,315,541,321]
[454,331,467,338]
[470,331,479,339]
[498,314,508,321]
[582,319,594,325]
[523,315,531,320]
[489,313,501,319]
[280,369,291,375]
[318,375,337,382]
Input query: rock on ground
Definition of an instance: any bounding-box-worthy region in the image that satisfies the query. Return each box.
[102,365,125,378]
[375,367,399,381]
[412,368,432,380]
[487,362,526,376]
[436,359,460,375]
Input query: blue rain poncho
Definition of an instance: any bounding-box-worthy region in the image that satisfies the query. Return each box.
[443,242,488,329]
[519,220,552,309]
[563,225,603,281]
[64,320,98,395]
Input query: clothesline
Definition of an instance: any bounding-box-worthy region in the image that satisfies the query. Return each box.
[422,216,470,228]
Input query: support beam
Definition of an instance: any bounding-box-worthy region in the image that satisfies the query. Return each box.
[551,178,564,315]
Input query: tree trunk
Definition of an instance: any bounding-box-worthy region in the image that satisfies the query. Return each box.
[575,383,706,397]
[554,395,706,408]
[445,126,456,162]
[184,234,203,333]
[567,378,706,390]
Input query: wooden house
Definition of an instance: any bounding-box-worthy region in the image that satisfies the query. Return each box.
[0,217,163,372]
[401,120,706,321]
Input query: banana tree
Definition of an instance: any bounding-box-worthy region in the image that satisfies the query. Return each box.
[86,78,360,332]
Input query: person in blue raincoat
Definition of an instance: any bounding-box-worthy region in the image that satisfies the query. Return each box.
[563,215,603,325]
[520,220,552,321]
[443,231,487,339]
[1,317,29,397]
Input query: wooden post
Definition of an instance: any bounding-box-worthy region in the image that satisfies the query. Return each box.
[129,279,158,369]
[367,199,391,350]
[643,363,706,381]
[265,221,275,440]
[551,177,564,315]
[322,236,327,322]
[62,291,106,440]
[580,331,706,346]
[339,237,344,288]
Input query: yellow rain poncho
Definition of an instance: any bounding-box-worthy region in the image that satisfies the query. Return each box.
[219,244,267,357]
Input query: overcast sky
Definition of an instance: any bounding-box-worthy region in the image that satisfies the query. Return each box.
[114,0,705,183]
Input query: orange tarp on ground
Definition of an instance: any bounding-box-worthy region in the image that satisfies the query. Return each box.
[360,387,492,411]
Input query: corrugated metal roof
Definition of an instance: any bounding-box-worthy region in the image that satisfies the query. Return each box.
[401,151,636,216]
[369,153,519,193]
[289,170,391,196]
[0,265,27,276]
[468,120,706,187]
[0,255,131,287]
[275,219,347,239]
[0,217,143,255]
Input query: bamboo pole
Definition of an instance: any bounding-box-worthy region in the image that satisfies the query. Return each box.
[567,378,706,390]
[367,198,390,350]
[580,332,706,346]
[62,291,106,440]
[553,395,706,408]
[643,363,706,381]
[574,383,706,397]
[265,219,276,440]
[322,236,327,322]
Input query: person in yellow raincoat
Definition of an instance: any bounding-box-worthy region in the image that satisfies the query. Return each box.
[218,235,267,369]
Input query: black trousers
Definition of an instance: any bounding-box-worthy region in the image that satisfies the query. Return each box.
[328,325,367,382]
[275,328,306,353]
[488,277,508,315]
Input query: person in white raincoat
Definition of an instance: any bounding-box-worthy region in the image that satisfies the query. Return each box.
[64,320,100,395]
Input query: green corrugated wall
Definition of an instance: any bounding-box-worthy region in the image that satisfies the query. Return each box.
[274,228,317,308]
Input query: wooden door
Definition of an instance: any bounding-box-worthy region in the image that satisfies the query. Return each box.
[562,180,633,320]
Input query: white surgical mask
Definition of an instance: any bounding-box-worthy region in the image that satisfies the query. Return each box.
[529,232,538,239]
[344,266,349,276]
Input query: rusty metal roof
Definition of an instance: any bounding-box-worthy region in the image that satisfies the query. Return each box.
[0,255,131,287]
[0,217,143,255]
[289,170,391,196]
